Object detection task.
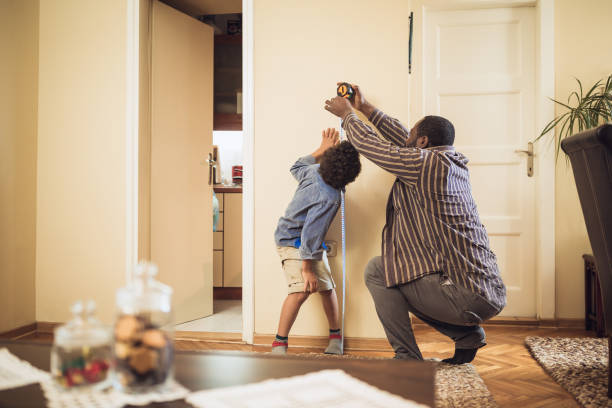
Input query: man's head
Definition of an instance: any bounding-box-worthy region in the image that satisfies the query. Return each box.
[407,115,455,148]
[319,141,361,190]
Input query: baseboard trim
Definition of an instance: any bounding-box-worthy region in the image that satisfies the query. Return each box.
[8,317,586,346]
[213,287,242,300]
[0,323,37,340]
[537,318,585,329]
[36,321,61,334]
[175,331,244,343]
[253,334,393,352]
[411,316,585,329]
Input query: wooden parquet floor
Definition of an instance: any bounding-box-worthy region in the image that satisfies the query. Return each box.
[16,325,596,407]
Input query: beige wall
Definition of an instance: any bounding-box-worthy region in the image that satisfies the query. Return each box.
[253,0,410,338]
[0,0,39,333]
[36,0,129,324]
[554,0,612,318]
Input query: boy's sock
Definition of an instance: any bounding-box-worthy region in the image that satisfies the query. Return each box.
[271,334,288,354]
[324,329,343,355]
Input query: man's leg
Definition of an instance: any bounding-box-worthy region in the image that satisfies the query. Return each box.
[273,292,310,353]
[364,257,423,360]
[399,274,498,363]
[320,289,342,354]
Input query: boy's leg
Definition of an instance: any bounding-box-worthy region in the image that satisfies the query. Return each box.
[320,289,342,354]
[277,292,310,337]
[273,247,309,354]
[320,289,340,330]
[273,292,309,354]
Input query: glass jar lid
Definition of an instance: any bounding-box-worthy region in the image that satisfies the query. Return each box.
[54,300,111,348]
[116,262,172,315]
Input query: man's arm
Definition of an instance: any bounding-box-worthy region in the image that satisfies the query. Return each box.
[347,84,409,147]
[368,109,410,147]
[325,97,425,186]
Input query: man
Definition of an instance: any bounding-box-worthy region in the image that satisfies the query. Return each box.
[324,84,506,364]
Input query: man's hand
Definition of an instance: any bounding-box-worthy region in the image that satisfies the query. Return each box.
[324,96,353,120]
[312,128,339,161]
[302,261,318,293]
[336,82,375,118]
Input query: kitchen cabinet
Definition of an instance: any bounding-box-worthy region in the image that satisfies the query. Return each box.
[213,191,242,290]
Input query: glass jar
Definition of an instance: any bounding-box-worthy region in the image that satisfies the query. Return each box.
[113,261,174,393]
[51,300,112,390]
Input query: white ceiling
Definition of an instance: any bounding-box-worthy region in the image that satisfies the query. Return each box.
[163,0,241,16]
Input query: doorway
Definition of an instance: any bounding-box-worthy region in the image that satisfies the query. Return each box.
[138,0,253,341]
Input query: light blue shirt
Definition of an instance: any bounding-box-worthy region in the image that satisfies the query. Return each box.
[274,155,341,260]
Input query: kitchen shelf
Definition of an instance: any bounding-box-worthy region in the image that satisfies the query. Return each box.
[214,113,242,130]
[215,34,242,45]
[214,184,242,193]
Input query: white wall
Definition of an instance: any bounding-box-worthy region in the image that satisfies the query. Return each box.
[0,0,39,333]
[253,0,410,338]
[36,0,129,324]
[213,131,243,184]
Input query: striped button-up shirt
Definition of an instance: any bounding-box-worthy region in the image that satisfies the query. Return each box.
[343,109,506,308]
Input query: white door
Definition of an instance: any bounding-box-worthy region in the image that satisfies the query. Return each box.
[413,5,536,316]
[150,0,214,323]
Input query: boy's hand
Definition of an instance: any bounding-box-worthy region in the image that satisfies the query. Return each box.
[336,82,375,118]
[301,261,318,292]
[302,271,318,292]
[312,128,339,161]
[320,128,339,151]
[324,96,353,120]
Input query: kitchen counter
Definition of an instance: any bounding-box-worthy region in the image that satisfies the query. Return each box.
[214,184,242,193]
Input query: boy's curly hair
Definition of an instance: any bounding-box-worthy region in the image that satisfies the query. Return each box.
[318,141,361,189]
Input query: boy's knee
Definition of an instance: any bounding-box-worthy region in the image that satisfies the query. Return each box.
[290,291,310,303]
[319,289,333,296]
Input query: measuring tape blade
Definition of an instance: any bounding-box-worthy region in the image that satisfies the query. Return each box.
[339,121,347,353]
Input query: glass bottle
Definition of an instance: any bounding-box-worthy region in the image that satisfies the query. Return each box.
[51,300,112,390]
[113,261,174,393]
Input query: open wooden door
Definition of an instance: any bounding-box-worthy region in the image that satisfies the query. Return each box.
[150,0,214,323]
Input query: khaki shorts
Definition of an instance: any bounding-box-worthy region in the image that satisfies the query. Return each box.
[277,246,335,294]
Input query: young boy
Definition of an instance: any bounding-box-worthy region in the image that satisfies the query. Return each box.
[273,128,361,355]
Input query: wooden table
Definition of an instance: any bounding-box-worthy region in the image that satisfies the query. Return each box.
[0,340,435,407]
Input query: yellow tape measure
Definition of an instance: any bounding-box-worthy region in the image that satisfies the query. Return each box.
[337,82,355,100]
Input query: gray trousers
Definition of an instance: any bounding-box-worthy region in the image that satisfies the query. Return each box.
[365,256,501,360]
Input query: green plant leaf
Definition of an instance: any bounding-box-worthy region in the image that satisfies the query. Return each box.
[536,74,612,164]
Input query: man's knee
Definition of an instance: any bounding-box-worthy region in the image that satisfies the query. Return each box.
[364,256,383,286]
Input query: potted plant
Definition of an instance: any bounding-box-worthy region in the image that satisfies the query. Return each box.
[537,74,612,340]
[535,73,612,159]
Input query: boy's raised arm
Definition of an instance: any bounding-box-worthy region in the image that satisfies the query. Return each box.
[289,128,340,181]
[289,155,316,181]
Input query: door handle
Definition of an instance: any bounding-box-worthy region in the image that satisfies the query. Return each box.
[514,142,534,177]
[205,147,219,185]
[206,153,216,185]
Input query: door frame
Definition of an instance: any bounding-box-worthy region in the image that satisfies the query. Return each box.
[126,0,256,342]
[409,0,556,319]
[241,0,255,344]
